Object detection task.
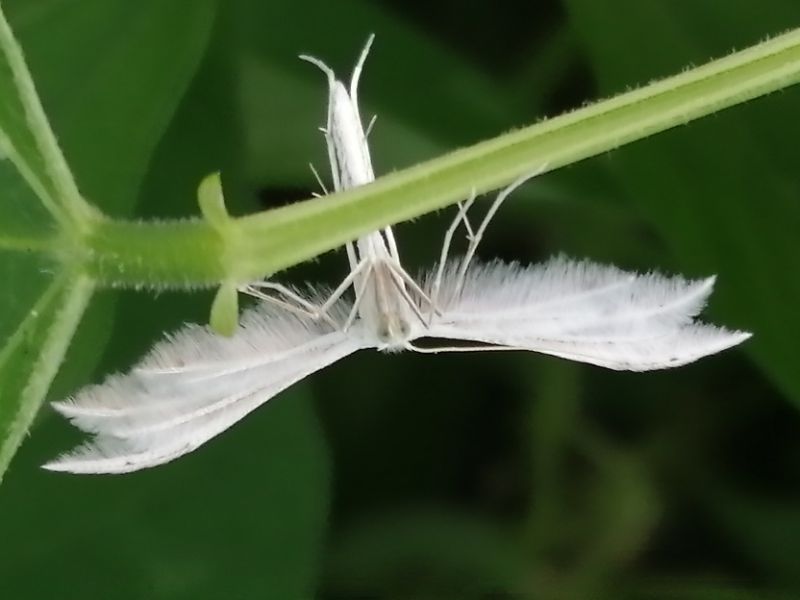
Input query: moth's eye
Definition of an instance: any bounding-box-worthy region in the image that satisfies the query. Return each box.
[377,323,393,343]
[376,316,410,344]
[397,318,411,339]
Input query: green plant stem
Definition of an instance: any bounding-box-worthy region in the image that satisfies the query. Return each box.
[80,27,800,287]
[0,7,95,230]
[0,272,94,480]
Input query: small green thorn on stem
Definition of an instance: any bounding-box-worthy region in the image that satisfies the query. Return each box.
[198,172,239,334]
[209,280,239,337]
[198,172,231,232]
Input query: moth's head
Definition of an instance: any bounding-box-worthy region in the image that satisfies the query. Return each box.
[376,312,413,353]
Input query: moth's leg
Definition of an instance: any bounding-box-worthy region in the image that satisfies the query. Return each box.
[316,257,371,321]
[455,183,518,288]
[443,194,477,265]
[455,164,549,294]
[343,262,375,331]
[241,281,318,311]
[458,201,476,241]
[384,259,437,321]
[245,256,371,331]
[345,242,359,275]
[383,226,401,264]
[240,283,337,326]
[243,274,353,330]
[243,278,347,328]
[429,191,477,321]
[309,162,329,196]
[384,263,428,327]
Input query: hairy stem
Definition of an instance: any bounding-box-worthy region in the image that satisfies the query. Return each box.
[78,27,800,287]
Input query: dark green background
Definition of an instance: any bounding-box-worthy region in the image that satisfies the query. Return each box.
[1,1,799,598]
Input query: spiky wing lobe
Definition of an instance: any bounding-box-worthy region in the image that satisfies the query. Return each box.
[45,295,366,474]
[422,257,750,370]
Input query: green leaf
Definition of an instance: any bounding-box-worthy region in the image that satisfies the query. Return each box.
[564,0,800,406]
[6,0,218,213]
[0,0,218,481]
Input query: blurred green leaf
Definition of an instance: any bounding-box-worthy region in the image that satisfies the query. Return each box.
[524,361,581,552]
[0,388,329,600]
[565,0,800,406]
[571,429,660,591]
[705,487,800,589]
[325,508,527,597]
[628,582,792,600]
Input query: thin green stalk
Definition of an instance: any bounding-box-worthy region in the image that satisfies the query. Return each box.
[80,27,800,287]
[0,273,94,480]
[523,361,580,556]
[0,6,96,230]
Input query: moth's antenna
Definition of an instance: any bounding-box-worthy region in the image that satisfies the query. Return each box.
[298,53,336,84]
[350,33,376,108]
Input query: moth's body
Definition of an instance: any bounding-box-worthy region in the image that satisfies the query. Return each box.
[43,36,750,474]
[310,42,417,350]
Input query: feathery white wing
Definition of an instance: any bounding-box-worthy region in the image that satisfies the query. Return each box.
[44,295,368,474]
[421,257,750,370]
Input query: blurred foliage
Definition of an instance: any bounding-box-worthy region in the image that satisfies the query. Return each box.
[1,0,799,599]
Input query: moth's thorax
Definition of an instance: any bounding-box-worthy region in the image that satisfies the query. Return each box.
[329,81,373,189]
[321,66,415,350]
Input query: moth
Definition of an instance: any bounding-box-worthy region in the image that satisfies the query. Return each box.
[44,36,750,474]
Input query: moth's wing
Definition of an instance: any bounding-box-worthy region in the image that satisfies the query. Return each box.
[44,299,368,474]
[422,257,750,370]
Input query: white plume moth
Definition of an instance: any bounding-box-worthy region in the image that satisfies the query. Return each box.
[44,36,751,474]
